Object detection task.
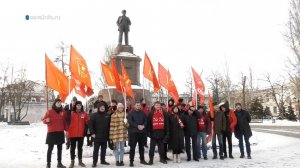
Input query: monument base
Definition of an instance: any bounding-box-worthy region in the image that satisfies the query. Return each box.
[115,45,133,54]
[100,87,151,105]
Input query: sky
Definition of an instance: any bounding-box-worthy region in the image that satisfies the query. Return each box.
[0,0,292,97]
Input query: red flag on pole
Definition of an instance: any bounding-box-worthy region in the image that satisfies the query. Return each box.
[143,52,160,92]
[111,59,123,93]
[69,45,94,97]
[121,61,135,100]
[45,54,74,102]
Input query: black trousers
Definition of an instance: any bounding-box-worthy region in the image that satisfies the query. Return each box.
[164,143,169,159]
[149,138,164,159]
[70,137,84,160]
[129,132,146,162]
[93,141,107,164]
[237,131,251,156]
[47,144,62,163]
[223,131,233,155]
[185,135,198,160]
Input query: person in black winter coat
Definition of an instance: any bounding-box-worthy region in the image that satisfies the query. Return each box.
[89,102,111,167]
[128,101,148,167]
[183,106,199,161]
[234,103,252,159]
[148,101,170,165]
[169,106,185,163]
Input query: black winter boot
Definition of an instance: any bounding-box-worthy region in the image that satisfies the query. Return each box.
[148,158,153,165]
[57,161,66,168]
[68,160,74,168]
[78,160,86,167]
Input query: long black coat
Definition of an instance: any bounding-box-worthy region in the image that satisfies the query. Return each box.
[89,111,111,142]
[234,109,252,138]
[169,113,184,152]
[182,112,198,137]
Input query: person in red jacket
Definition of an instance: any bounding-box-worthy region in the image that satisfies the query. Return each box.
[67,101,89,168]
[219,101,237,159]
[43,98,67,168]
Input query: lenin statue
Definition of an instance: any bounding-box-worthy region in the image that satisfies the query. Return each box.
[117,10,131,45]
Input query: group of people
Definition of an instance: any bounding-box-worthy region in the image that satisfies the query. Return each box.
[42,95,253,168]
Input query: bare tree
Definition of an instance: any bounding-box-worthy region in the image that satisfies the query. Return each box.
[54,41,69,74]
[286,0,300,102]
[185,70,194,99]
[6,67,37,121]
[207,71,224,103]
[0,63,9,120]
[103,44,116,65]
[263,73,290,119]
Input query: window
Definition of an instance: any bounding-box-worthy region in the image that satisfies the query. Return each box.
[31,98,36,103]
[273,106,277,114]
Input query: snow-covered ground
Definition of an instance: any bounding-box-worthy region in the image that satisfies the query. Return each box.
[251,119,300,126]
[0,122,299,168]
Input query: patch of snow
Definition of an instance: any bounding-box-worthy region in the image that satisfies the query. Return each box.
[251,119,300,126]
[0,122,300,168]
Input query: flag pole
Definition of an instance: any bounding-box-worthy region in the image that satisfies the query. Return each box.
[46,85,49,110]
[107,86,112,103]
[142,77,145,99]
[69,74,71,109]
[195,89,198,108]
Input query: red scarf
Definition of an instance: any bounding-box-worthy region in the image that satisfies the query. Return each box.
[152,109,165,130]
[174,113,184,128]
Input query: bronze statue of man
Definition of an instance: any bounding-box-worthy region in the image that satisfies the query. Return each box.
[117,10,131,45]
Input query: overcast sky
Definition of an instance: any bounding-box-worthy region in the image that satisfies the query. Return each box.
[0,0,292,97]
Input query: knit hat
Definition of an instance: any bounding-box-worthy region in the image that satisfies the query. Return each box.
[117,103,124,108]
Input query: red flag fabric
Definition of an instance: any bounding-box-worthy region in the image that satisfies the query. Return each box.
[191,67,205,93]
[208,92,214,119]
[111,59,123,93]
[101,62,115,86]
[158,63,179,103]
[158,63,169,89]
[69,45,93,96]
[143,52,160,92]
[121,61,135,99]
[45,54,73,102]
[73,79,86,98]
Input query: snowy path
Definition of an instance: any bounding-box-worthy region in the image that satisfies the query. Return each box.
[0,122,300,168]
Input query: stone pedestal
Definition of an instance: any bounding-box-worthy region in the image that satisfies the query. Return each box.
[101,45,151,104]
[100,87,151,105]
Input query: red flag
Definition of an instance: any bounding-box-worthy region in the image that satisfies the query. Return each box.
[101,62,115,86]
[45,54,73,102]
[158,63,179,103]
[121,61,135,99]
[208,92,214,119]
[168,73,179,104]
[143,52,160,92]
[191,67,205,93]
[69,45,94,97]
[158,63,169,89]
[73,79,86,98]
[111,59,123,93]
